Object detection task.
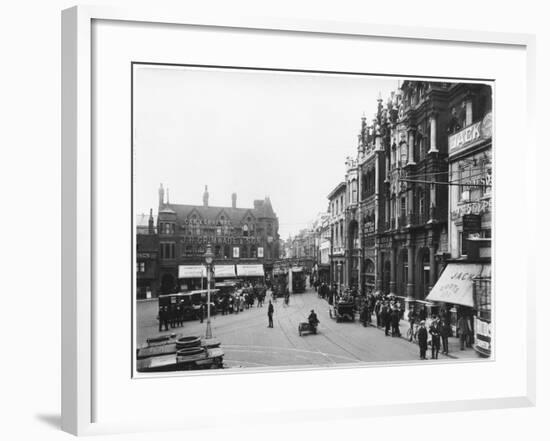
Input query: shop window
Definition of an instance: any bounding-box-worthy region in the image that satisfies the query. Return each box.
[474,278,492,321]
[458,232,467,256]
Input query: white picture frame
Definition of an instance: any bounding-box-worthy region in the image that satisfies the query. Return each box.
[62,5,536,436]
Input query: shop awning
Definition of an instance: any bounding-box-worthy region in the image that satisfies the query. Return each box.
[236,264,265,277]
[178,265,206,279]
[214,265,236,278]
[425,263,485,307]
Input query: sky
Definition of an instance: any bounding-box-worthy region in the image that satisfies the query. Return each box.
[133,65,398,238]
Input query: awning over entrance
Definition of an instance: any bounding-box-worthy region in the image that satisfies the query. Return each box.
[178,265,206,279]
[236,264,265,277]
[214,265,236,278]
[426,263,486,307]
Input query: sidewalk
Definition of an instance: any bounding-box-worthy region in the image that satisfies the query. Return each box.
[367,315,477,360]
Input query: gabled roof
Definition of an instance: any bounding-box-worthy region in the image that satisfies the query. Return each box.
[161,201,277,224]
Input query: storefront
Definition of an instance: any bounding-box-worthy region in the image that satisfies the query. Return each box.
[236,264,265,283]
[426,262,492,357]
[213,264,236,279]
[178,265,207,292]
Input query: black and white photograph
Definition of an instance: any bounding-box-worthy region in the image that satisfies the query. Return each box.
[133,64,493,373]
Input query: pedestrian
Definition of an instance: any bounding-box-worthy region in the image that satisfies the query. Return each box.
[383,304,391,336]
[407,306,417,341]
[375,298,382,327]
[429,316,441,359]
[441,318,451,355]
[199,302,204,324]
[417,320,428,360]
[161,306,170,332]
[360,302,370,327]
[391,306,401,337]
[157,306,163,332]
[267,300,274,328]
[457,314,470,350]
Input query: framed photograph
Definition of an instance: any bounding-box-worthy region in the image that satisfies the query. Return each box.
[62,5,536,436]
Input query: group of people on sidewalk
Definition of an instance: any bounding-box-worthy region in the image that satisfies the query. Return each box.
[317,285,476,360]
[416,316,451,360]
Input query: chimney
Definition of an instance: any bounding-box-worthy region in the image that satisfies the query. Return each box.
[158,183,164,206]
[231,192,237,208]
[203,185,209,207]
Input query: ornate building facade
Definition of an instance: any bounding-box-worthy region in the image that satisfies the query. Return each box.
[327,182,347,289]
[377,81,450,299]
[154,185,280,294]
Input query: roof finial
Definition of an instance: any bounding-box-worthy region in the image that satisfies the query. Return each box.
[203,185,209,207]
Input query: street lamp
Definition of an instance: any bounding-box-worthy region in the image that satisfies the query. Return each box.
[204,243,214,340]
[336,261,342,302]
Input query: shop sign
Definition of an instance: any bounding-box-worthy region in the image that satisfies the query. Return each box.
[449,112,492,155]
[451,199,491,221]
[364,221,375,234]
[462,214,481,232]
[183,218,232,226]
[182,236,260,244]
[137,252,155,259]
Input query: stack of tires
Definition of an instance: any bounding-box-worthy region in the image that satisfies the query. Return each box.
[175,336,204,357]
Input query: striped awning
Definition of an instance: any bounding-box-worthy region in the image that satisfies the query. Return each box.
[214,265,236,278]
[236,264,265,277]
[178,265,206,279]
[426,263,487,307]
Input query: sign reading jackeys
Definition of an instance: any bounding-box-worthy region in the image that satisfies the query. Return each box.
[449,112,492,155]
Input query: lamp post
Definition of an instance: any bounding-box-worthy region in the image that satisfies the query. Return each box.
[336,261,342,302]
[204,243,214,340]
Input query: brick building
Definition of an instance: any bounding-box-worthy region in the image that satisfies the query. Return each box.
[136,210,159,299]
[153,184,280,294]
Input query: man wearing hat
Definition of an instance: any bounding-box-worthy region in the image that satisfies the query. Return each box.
[417,320,428,360]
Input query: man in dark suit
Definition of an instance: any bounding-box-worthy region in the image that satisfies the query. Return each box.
[417,320,428,360]
[267,300,274,328]
[429,316,441,359]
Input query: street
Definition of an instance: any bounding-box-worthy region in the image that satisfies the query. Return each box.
[137,287,470,369]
